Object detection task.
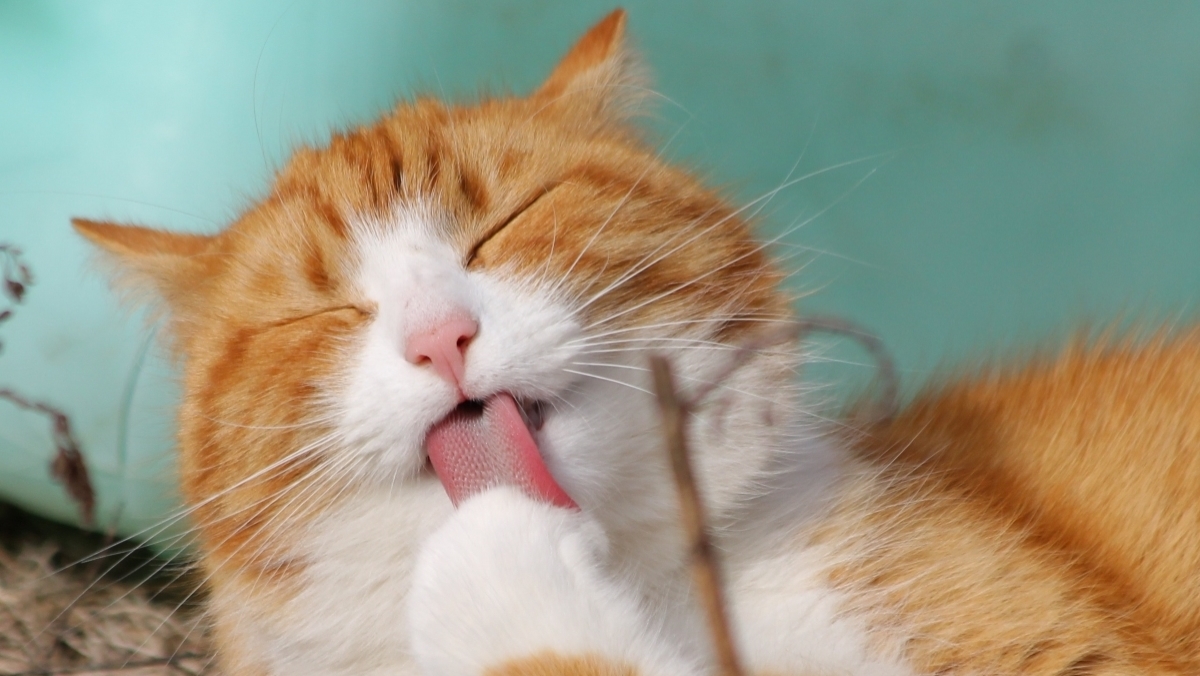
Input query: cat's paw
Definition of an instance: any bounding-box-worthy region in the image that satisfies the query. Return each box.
[407,486,696,676]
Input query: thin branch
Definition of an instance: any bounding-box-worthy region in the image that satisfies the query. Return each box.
[0,242,33,304]
[686,316,899,423]
[684,322,802,406]
[648,315,897,676]
[0,243,95,527]
[649,356,744,676]
[792,315,900,423]
[0,243,33,352]
[0,388,95,526]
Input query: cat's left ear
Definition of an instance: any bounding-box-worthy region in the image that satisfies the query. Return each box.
[73,218,216,318]
[533,9,646,124]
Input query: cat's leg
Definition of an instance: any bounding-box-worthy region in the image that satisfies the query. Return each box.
[407,486,698,676]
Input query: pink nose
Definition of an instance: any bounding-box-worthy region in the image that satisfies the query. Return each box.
[404,314,479,388]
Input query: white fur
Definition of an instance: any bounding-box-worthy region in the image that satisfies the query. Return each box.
[409,487,699,676]
[225,482,450,675]
[727,547,911,676]
[222,206,912,675]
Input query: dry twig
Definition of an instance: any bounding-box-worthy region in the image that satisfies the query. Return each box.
[649,317,896,676]
[0,242,96,526]
[686,317,898,423]
[0,243,33,353]
[0,389,95,527]
[650,357,744,676]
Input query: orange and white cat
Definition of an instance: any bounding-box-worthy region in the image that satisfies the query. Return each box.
[76,10,1200,676]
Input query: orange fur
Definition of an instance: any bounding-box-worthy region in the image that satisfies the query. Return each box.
[487,652,639,676]
[74,9,1200,675]
[826,333,1200,673]
[484,653,836,676]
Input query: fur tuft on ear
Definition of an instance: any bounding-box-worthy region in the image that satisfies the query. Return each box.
[533,9,647,124]
[73,218,216,318]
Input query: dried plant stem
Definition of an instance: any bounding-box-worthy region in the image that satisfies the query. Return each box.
[0,388,94,526]
[793,315,899,422]
[0,243,95,526]
[648,316,895,676]
[686,317,898,424]
[649,356,744,676]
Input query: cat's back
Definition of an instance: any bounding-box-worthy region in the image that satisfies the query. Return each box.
[828,330,1200,673]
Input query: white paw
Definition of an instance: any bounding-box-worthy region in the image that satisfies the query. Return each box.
[407,487,696,676]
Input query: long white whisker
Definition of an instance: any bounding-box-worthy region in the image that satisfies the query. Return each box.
[198,413,338,431]
[566,316,793,345]
[585,160,887,332]
[575,151,894,317]
[561,368,653,396]
[58,426,338,616]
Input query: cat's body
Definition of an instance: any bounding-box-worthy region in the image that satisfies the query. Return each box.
[76,11,1200,675]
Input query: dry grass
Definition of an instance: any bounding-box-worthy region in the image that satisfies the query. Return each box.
[0,503,214,675]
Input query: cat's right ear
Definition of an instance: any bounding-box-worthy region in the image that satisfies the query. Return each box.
[73,218,214,315]
[532,9,647,125]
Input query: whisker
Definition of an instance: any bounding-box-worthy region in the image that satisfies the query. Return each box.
[583,158,889,332]
[198,413,339,431]
[550,123,691,299]
[575,346,791,359]
[575,151,894,321]
[561,368,653,396]
[566,315,796,345]
[65,434,331,570]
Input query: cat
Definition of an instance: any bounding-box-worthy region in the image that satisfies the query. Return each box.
[75,9,1200,676]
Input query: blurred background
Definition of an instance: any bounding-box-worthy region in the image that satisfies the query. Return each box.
[0,0,1197,540]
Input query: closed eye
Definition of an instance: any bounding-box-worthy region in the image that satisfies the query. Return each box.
[465,184,557,266]
[264,304,372,331]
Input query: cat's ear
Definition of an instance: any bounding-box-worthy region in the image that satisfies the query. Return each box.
[73,218,215,315]
[533,9,646,123]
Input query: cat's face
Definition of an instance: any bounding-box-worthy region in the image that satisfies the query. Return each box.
[76,11,794,565]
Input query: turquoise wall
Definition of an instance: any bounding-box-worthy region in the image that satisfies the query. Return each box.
[1,1,1197,539]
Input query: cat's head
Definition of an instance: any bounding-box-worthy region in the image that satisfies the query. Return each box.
[75,10,798,562]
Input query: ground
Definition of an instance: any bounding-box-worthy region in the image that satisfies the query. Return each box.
[0,502,213,675]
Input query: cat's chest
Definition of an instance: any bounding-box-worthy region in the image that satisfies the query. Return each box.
[256,482,453,676]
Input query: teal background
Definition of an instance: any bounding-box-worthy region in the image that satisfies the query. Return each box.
[1,1,1197,539]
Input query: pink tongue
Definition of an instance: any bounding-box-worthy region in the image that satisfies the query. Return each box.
[425,393,577,509]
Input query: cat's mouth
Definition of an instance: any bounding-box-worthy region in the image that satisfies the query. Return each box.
[422,393,574,508]
[422,396,545,463]
[425,395,546,449]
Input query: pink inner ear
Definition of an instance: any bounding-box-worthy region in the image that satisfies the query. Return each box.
[425,393,577,510]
